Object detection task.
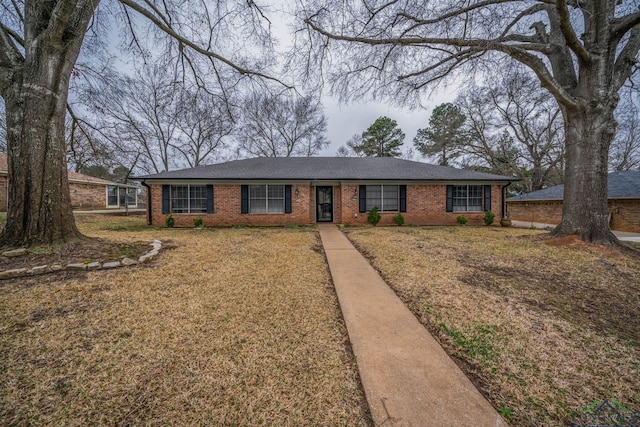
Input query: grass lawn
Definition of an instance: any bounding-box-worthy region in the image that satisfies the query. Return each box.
[345,226,640,426]
[0,215,370,426]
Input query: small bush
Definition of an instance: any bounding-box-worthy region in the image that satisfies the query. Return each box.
[367,207,381,226]
[343,222,351,228]
[193,218,204,228]
[165,214,175,228]
[392,213,405,226]
[456,215,468,226]
[408,223,418,227]
[483,210,496,226]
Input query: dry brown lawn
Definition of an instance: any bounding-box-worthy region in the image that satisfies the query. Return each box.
[1,215,370,426]
[345,226,640,427]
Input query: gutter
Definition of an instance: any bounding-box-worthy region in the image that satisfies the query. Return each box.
[141,180,152,225]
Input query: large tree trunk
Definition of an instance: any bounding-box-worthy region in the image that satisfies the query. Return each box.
[0,3,98,247]
[552,105,619,245]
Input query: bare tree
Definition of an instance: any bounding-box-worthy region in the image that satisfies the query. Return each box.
[456,71,565,192]
[298,0,640,244]
[0,0,283,246]
[336,134,366,157]
[610,86,640,171]
[236,93,329,157]
[0,99,5,152]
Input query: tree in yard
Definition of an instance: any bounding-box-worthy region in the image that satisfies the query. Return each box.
[90,63,234,174]
[299,0,640,244]
[456,70,565,192]
[350,116,405,157]
[0,0,282,246]
[236,92,329,157]
[413,103,466,166]
[609,85,640,171]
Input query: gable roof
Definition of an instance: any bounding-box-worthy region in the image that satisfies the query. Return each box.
[134,157,515,182]
[0,153,125,186]
[508,171,640,201]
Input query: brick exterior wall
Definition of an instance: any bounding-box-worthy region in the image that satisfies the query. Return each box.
[149,183,506,227]
[0,176,7,212]
[149,184,315,227]
[507,199,640,233]
[69,182,108,209]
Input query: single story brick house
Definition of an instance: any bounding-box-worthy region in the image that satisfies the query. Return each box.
[0,153,143,211]
[507,171,640,233]
[135,157,515,227]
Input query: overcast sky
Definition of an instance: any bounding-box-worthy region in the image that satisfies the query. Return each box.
[270,2,454,158]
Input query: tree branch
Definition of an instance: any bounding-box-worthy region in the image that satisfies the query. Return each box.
[118,0,292,88]
[613,25,640,92]
[611,11,640,41]
[555,0,590,63]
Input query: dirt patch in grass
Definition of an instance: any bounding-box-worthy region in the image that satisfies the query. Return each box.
[346,226,640,427]
[1,217,370,426]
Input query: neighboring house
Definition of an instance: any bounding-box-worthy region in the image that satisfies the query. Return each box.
[135,157,515,227]
[0,153,143,212]
[507,171,640,233]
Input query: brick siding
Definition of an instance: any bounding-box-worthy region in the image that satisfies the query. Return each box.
[0,176,6,212]
[149,183,506,227]
[507,199,640,233]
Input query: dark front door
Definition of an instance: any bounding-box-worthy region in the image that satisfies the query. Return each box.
[316,186,333,222]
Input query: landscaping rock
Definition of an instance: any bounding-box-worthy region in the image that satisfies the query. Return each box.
[2,248,27,257]
[0,268,28,279]
[102,261,121,269]
[50,264,64,272]
[67,263,88,271]
[30,265,49,275]
[86,262,101,270]
[138,254,153,263]
[121,257,138,266]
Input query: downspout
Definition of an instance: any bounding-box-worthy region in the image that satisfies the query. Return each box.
[141,180,152,225]
[502,181,512,219]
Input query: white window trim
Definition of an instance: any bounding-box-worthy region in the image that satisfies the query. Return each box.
[171,184,208,214]
[452,185,483,212]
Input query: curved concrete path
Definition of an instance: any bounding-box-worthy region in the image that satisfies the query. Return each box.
[318,224,506,427]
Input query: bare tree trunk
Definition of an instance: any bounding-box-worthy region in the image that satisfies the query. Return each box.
[1,18,90,247]
[552,105,618,244]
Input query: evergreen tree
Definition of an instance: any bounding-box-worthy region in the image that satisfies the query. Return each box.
[413,103,466,166]
[352,116,405,157]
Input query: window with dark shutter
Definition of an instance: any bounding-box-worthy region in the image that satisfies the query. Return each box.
[484,185,491,212]
[399,185,407,212]
[446,185,453,212]
[359,185,366,213]
[241,185,249,214]
[162,185,170,214]
[285,185,292,213]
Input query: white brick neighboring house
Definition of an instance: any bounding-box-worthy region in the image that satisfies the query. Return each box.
[0,154,143,212]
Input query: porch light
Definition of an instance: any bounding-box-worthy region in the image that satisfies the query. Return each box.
[295,187,300,196]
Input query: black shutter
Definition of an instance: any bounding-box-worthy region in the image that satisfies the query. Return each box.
[284,185,292,213]
[446,185,453,212]
[399,185,407,212]
[162,185,170,214]
[241,185,249,214]
[206,185,214,213]
[484,185,491,212]
[359,185,367,213]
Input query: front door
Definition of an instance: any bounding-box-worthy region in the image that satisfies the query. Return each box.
[316,186,333,222]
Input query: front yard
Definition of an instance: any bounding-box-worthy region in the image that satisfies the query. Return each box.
[345,226,640,426]
[0,215,370,425]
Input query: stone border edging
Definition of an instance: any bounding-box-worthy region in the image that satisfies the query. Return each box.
[0,240,162,280]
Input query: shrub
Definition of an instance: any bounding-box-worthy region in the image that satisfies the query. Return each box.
[165,214,175,228]
[193,218,204,228]
[456,215,468,226]
[483,210,496,226]
[343,222,351,228]
[367,207,381,226]
[392,213,405,226]
[408,223,418,227]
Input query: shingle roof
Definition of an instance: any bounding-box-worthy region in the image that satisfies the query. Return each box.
[0,153,122,186]
[134,157,515,182]
[508,171,640,201]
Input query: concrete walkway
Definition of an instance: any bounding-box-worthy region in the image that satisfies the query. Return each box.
[318,224,506,427]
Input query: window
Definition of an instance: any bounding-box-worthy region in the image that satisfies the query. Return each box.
[107,186,118,207]
[249,185,285,213]
[452,185,483,211]
[169,185,208,213]
[365,185,400,211]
